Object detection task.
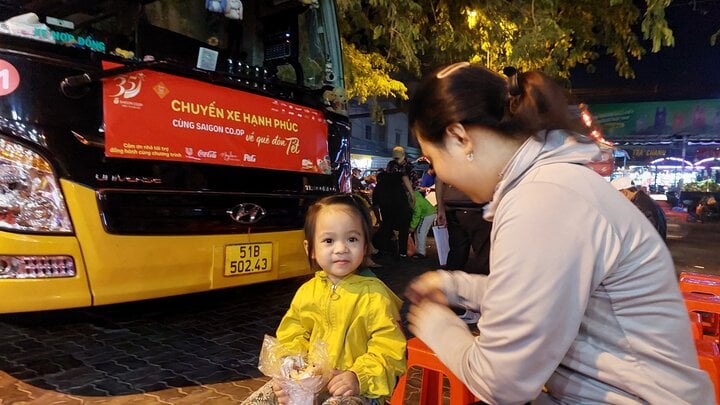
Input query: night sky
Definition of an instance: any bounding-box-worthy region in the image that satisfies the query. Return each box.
[570,0,720,103]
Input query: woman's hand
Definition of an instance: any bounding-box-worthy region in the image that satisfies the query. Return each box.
[405,271,448,306]
[272,381,290,405]
[327,369,360,397]
[436,210,447,226]
[407,299,464,343]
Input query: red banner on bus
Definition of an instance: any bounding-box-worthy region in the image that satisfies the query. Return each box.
[102,66,330,173]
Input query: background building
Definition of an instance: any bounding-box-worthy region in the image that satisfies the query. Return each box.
[348,99,420,171]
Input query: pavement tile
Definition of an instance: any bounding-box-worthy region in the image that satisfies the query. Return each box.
[161,361,202,375]
[92,394,164,404]
[0,343,20,354]
[144,387,188,402]
[35,396,83,405]
[11,339,44,352]
[66,384,109,396]
[191,369,243,386]
[91,361,131,375]
[114,368,163,384]
[109,356,150,371]
[133,380,170,393]
[89,378,134,396]
[70,349,123,364]
[2,367,38,381]
[228,377,270,401]
[44,354,85,370]
[170,385,234,404]
[21,376,60,392]
[0,382,33,403]
[11,351,63,367]
[45,368,107,388]
[20,360,64,376]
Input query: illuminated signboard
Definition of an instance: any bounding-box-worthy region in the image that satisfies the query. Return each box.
[103,65,330,173]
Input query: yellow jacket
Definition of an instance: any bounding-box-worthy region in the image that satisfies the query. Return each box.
[276,269,407,400]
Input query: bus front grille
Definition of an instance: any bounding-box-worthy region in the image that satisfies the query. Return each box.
[97,190,314,235]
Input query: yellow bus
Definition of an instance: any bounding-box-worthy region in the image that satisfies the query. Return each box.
[0,0,350,313]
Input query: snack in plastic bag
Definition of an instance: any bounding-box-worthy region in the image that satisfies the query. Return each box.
[258,334,332,405]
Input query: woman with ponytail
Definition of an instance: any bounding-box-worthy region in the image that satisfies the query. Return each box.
[404,63,713,404]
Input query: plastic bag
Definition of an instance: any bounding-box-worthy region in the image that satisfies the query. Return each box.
[258,334,332,405]
[432,225,449,266]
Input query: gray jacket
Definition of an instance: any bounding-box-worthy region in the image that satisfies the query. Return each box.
[418,130,713,404]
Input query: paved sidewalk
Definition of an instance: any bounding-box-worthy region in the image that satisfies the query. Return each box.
[1,219,719,404]
[0,250,433,404]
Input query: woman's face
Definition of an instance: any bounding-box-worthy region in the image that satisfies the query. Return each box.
[418,125,510,203]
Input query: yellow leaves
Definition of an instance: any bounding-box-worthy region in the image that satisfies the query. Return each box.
[465,9,479,29]
[336,0,673,102]
[342,41,408,104]
[641,0,674,51]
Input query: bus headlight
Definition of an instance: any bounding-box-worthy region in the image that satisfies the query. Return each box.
[0,136,73,233]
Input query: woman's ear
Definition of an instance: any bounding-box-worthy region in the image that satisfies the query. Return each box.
[444,123,474,156]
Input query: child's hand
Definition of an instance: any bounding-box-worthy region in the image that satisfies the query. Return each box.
[272,381,290,405]
[327,369,360,397]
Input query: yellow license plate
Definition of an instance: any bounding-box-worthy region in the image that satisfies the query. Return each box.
[224,242,273,276]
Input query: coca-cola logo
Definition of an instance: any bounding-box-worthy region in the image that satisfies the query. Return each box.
[198,149,217,158]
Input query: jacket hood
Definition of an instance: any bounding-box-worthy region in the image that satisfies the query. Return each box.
[484,130,602,221]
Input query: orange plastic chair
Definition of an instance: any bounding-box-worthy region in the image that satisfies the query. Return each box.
[679,272,720,296]
[690,311,705,340]
[684,292,720,313]
[696,339,720,404]
[390,337,477,405]
[684,292,720,339]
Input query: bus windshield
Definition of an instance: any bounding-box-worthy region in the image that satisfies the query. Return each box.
[0,0,342,91]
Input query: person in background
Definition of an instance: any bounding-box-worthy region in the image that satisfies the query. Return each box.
[696,195,719,223]
[434,178,491,324]
[376,147,416,258]
[409,189,437,259]
[350,168,365,192]
[404,62,712,404]
[385,146,418,208]
[363,172,377,191]
[611,176,667,240]
[242,194,406,405]
[371,171,410,258]
[419,164,436,195]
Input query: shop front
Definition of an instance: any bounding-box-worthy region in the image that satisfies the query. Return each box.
[589,99,720,191]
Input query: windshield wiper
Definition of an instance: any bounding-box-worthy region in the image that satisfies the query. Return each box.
[60,59,167,97]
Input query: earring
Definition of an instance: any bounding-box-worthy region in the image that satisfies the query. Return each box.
[466,152,474,162]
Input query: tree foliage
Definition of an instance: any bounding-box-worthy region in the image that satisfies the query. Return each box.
[335,0,675,102]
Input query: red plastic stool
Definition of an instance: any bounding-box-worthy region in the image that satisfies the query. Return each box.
[679,272,720,296]
[696,339,720,404]
[685,292,720,339]
[390,337,477,405]
[690,311,705,340]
